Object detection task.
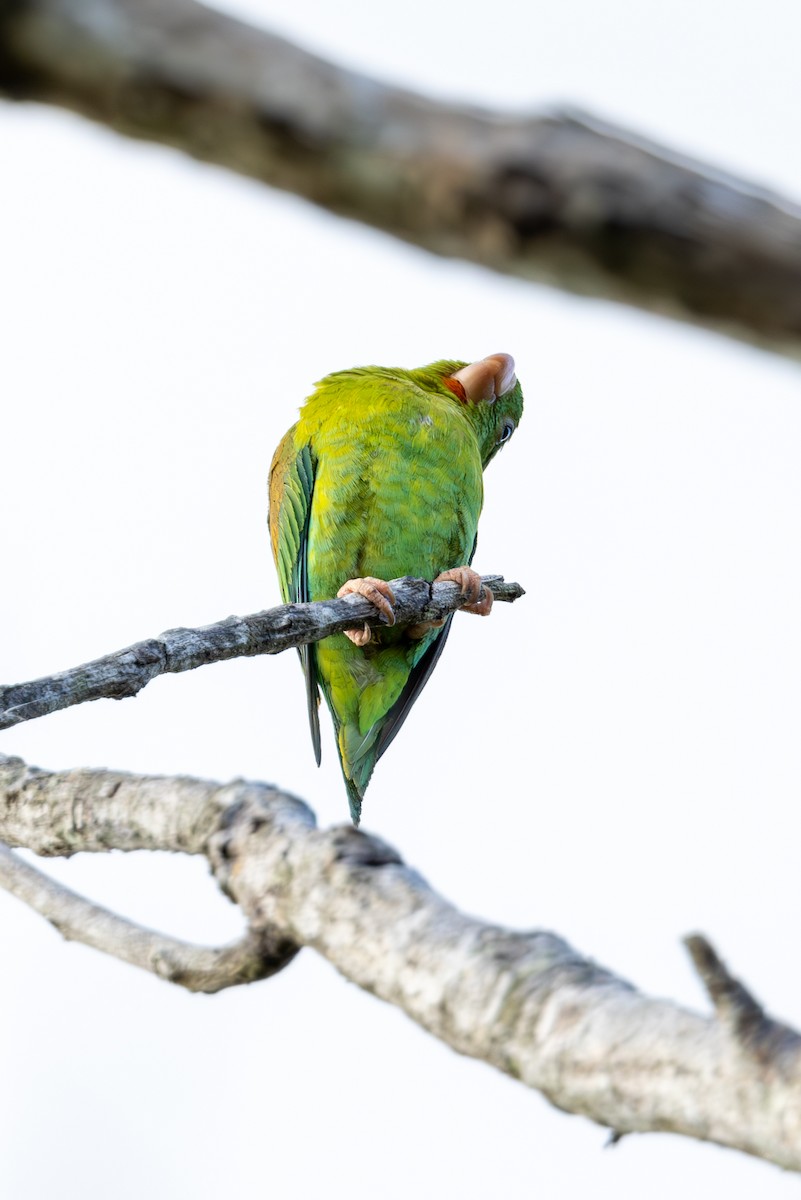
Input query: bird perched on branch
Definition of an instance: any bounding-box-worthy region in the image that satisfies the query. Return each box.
[269,353,524,823]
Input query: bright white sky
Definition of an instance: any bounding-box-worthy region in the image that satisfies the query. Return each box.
[1,2,800,1197]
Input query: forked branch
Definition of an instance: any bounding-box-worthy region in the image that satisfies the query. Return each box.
[0,754,799,1169]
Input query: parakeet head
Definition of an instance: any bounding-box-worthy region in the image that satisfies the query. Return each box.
[414,353,524,467]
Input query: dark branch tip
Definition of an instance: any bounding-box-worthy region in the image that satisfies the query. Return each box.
[685,926,762,1012]
[684,933,762,1018]
[683,932,801,1067]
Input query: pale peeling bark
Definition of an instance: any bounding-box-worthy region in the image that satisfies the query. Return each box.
[0,574,522,730]
[1,753,799,1169]
[1,0,801,357]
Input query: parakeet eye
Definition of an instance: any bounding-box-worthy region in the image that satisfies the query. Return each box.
[498,419,515,445]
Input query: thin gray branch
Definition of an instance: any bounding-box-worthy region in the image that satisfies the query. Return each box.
[1,754,799,1169]
[1,0,801,357]
[0,574,523,731]
[0,840,296,990]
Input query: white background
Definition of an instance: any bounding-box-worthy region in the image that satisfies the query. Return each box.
[1,1,800,1195]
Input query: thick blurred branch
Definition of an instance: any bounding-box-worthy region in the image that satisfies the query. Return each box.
[1,0,801,357]
[0,574,522,730]
[1,752,799,1169]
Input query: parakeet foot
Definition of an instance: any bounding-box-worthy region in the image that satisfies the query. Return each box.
[337,576,396,646]
[408,567,493,638]
[441,566,494,616]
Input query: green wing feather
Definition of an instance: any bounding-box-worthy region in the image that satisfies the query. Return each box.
[268,430,320,763]
[374,618,454,762]
[373,532,475,763]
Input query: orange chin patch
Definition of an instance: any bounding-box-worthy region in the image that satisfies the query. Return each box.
[443,377,468,403]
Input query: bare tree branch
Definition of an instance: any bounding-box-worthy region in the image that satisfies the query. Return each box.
[1,753,799,1169]
[1,0,801,358]
[0,841,296,991]
[0,574,523,731]
[0,754,284,855]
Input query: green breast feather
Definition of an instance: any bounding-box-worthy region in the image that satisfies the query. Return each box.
[268,354,524,823]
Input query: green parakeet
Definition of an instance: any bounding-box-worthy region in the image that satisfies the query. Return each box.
[269,353,523,823]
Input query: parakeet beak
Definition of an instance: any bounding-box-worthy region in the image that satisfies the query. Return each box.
[451,353,516,403]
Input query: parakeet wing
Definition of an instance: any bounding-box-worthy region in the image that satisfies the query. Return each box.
[268,430,321,762]
[374,615,455,762]
[374,528,478,760]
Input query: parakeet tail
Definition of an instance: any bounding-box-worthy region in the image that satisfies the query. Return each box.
[338,721,382,826]
[344,776,363,826]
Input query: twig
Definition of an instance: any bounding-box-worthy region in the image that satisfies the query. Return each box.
[0,841,297,991]
[0,574,524,730]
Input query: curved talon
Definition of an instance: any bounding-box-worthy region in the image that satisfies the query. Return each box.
[437,567,493,616]
[408,567,493,639]
[337,576,396,646]
[462,587,493,617]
